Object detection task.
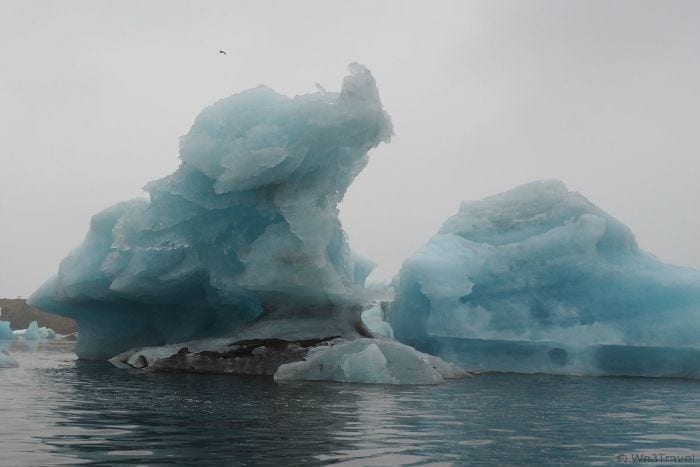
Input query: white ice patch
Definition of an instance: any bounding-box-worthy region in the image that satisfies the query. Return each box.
[274,338,469,385]
[12,321,56,341]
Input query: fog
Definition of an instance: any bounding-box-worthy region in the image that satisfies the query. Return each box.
[1,0,699,297]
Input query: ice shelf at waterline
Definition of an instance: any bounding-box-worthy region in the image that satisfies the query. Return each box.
[31,64,392,361]
[390,180,700,378]
[110,335,469,385]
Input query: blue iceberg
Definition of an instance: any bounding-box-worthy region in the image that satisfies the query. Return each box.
[12,321,56,340]
[31,62,699,382]
[31,64,392,360]
[390,180,700,378]
[0,319,13,341]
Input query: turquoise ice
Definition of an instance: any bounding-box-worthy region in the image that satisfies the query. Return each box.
[0,323,12,341]
[391,180,700,377]
[30,63,700,380]
[31,64,392,360]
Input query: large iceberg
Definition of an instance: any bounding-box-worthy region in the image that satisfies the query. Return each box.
[390,180,700,378]
[31,63,393,361]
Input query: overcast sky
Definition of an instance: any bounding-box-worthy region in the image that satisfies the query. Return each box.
[1,0,699,297]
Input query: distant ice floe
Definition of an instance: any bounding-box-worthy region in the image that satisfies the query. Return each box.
[12,321,56,341]
[3,307,59,368]
[0,321,13,341]
[1,308,57,342]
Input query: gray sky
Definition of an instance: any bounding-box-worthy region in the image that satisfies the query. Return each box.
[1,0,699,297]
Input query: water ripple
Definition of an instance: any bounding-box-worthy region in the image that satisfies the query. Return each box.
[1,341,700,466]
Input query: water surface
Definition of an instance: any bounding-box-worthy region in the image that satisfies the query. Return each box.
[1,341,699,465]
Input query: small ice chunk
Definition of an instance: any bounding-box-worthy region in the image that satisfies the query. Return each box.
[0,307,13,341]
[0,321,14,341]
[274,338,469,385]
[12,321,56,341]
[38,326,56,340]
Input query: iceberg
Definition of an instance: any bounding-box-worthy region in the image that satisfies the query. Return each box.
[0,322,12,341]
[12,321,56,340]
[2,305,57,341]
[0,309,18,368]
[361,302,394,338]
[0,309,13,341]
[30,64,393,361]
[39,326,57,340]
[12,321,39,340]
[390,180,700,378]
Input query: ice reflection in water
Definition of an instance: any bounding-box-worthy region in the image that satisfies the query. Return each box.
[1,341,700,466]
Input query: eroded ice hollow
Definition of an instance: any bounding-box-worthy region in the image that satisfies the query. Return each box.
[390,180,700,378]
[30,64,467,384]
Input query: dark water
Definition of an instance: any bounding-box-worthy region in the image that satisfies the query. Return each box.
[1,341,699,466]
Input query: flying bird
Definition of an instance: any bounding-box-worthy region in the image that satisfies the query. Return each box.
[219,50,227,55]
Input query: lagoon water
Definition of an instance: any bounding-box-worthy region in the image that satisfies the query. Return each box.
[1,340,699,466]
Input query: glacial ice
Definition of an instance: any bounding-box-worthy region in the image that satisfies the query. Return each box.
[0,308,17,366]
[0,308,12,340]
[390,180,700,378]
[32,59,700,382]
[274,338,469,384]
[12,321,39,340]
[361,303,394,338]
[0,309,55,342]
[12,321,56,340]
[0,321,13,341]
[109,331,468,385]
[109,334,345,375]
[31,63,393,360]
